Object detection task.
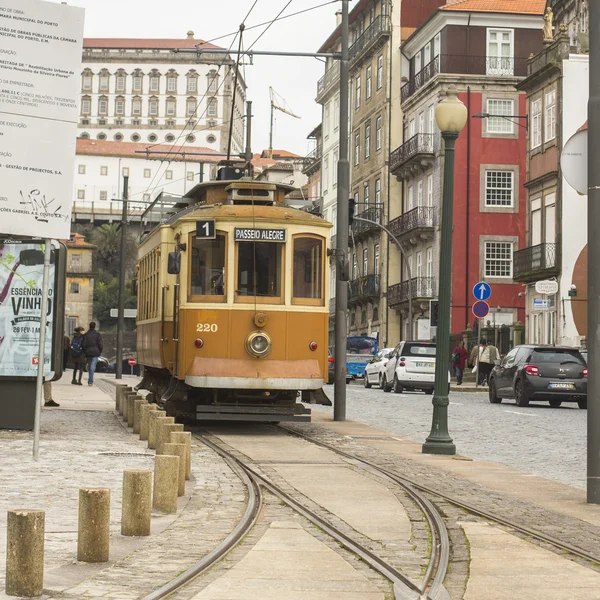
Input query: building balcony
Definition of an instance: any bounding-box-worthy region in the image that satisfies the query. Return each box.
[513,243,559,283]
[349,274,380,304]
[388,277,436,309]
[388,206,435,243]
[401,54,528,103]
[302,145,321,176]
[349,16,391,65]
[390,133,435,177]
[316,61,340,103]
[351,204,382,238]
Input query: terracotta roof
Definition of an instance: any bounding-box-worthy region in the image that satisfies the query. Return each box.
[76,138,221,162]
[401,27,417,42]
[83,38,222,50]
[260,149,302,159]
[440,0,546,14]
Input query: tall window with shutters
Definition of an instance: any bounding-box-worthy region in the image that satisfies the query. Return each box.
[531,98,542,149]
[545,89,556,142]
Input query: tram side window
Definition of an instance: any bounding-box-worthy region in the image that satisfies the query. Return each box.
[293,237,323,299]
[237,242,282,298]
[190,234,226,298]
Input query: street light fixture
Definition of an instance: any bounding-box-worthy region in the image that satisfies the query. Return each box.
[422,86,467,456]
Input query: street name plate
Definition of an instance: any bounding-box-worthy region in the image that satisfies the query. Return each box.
[535,280,559,295]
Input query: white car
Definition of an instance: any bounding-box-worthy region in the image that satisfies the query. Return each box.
[363,348,395,388]
[382,341,449,394]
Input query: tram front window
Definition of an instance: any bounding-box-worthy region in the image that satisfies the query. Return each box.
[293,236,323,300]
[237,242,282,299]
[190,234,226,298]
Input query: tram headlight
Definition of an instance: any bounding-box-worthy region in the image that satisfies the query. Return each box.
[245,331,272,358]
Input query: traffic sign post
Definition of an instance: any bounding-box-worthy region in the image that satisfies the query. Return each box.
[473,281,491,301]
[128,357,136,376]
[472,300,490,319]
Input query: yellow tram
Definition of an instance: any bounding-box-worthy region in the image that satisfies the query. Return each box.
[136,173,332,422]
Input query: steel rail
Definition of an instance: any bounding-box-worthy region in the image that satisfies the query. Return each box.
[280,425,600,571]
[196,432,427,600]
[278,425,449,599]
[142,449,262,600]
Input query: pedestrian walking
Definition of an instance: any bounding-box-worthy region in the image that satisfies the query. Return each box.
[471,338,497,386]
[82,321,103,386]
[451,341,469,385]
[70,326,86,385]
[63,333,70,370]
[43,381,59,407]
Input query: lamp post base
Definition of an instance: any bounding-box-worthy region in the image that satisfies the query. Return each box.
[422,439,456,455]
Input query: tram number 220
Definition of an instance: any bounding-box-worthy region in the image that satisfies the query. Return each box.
[197,323,218,333]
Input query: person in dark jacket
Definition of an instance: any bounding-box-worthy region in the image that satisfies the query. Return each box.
[451,341,469,385]
[70,326,86,385]
[63,333,70,370]
[82,321,103,386]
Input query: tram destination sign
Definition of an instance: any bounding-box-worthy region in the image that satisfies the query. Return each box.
[234,228,287,242]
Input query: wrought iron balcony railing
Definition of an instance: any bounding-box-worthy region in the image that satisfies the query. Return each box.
[390,133,435,173]
[302,145,322,174]
[401,54,528,102]
[513,243,559,282]
[351,204,382,236]
[349,274,381,302]
[316,61,340,101]
[388,206,435,239]
[349,16,391,62]
[388,277,436,308]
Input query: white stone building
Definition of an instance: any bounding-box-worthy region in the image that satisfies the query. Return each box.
[78,33,246,156]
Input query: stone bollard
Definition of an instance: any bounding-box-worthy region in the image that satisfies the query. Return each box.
[127,394,140,428]
[140,404,158,441]
[148,410,166,449]
[157,423,183,455]
[78,488,110,563]
[163,443,186,496]
[116,384,131,415]
[133,398,146,435]
[6,510,45,597]
[121,470,152,536]
[170,431,192,481]
[123,392,135,424]
[153,455,179,514]
[154,416,175,455]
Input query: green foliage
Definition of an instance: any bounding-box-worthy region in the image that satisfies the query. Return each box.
[93,276,137,332]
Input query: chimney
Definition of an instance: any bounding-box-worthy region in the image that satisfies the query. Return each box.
[335,10,342,26]
[187,30,194,39]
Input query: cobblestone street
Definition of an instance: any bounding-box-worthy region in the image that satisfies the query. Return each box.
[316,384,586,489]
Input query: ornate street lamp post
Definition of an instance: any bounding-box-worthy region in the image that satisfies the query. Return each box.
[422,86,467,455]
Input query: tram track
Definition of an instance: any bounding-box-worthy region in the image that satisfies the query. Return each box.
[279,424,600,570]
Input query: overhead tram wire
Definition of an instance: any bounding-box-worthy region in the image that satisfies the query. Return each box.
[138,2,263,200]
[201,0,338,46]
[246,0,295,51]
[226,26,245,161]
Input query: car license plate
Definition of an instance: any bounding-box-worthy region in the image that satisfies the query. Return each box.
[549,382,575,389]
[415,362,431,368]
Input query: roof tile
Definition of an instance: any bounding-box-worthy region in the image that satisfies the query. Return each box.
[441,0,546,14]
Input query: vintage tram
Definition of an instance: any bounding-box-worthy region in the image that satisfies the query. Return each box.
[136,171,332,422]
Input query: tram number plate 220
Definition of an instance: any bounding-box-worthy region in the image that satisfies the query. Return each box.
[196,219,216,239]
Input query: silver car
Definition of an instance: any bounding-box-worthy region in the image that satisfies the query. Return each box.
[363,348,395,388]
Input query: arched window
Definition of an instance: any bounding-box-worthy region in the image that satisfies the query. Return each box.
[149,69,161,93]
[80,95,91,115]
[132,69,144,93]
[81,68,93,92]
[98,95,108,115]
[115,95,125,116]
[361,310,367,325]
[207,97,218,117]
[166,69,178,93]
[186,69,198,93]
[98,69,110,92]
[207,69,219,92]
[186,97,197,116]
[132,95,142,116]
[350,311,356,327]
[165,96,177,117]
[115,69,127,93]
[148,96,159,117]
[372,305,379,322]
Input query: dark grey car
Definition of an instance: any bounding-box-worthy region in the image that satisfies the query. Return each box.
[489,345,587,409]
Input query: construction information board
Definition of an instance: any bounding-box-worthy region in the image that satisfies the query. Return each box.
[0,0,84,239]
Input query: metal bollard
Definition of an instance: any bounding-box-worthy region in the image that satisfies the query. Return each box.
[170,431,192,480]
[78,488,110,563]
[133,398,146,435]
[163,443,186,496]
[121,470,152,536]
[153,455,179,514]
[157,423,183,456]
[6,509,45,597]
[148,410,166,449]
[140,403,157,441]
[154,417,175,455]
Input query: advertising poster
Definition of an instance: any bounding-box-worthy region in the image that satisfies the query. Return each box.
[0,0,84,239]
[0,240,56,377]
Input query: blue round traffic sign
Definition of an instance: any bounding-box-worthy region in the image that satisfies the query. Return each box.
[473,281,491,301]
[472,300,490,319]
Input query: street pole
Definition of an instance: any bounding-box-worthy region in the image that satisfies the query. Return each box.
[422,87,467,456]
[334,0,350,421]
[588,1,600,503]
[352,216,413,339]
[33,239,52,460]
[116,175,129,380]
[245,100,253,164]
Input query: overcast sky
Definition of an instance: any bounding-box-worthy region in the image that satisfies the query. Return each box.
[63,0,338,156]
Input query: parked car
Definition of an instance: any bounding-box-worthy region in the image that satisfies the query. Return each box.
[382,341,447,394]
[488,345,587,409]
[327,350,351,385]
[363,348,395,388]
